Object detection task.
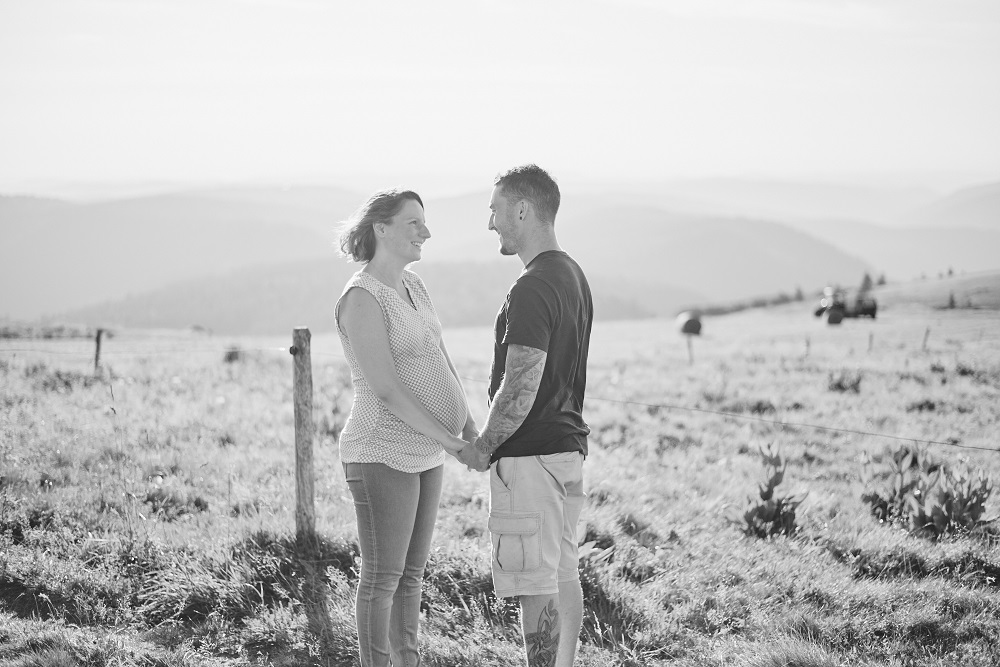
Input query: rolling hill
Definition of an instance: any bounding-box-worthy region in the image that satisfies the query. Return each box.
[0,192,340,319]
[901,181,1000,231]
[56,258,688,334]
[602,178,941,225]
[568,179,1000,283]
[2,187,880,329]
[771,217,1000,282]
[872,270,1000,311]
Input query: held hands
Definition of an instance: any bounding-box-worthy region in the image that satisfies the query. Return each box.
[457,436,490,473]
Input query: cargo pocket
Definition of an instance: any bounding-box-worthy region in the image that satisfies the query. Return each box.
[488,512,542,573]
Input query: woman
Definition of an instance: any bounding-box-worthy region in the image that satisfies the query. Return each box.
[335,188,477,667]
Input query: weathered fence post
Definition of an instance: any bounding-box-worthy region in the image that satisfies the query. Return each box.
[922,327,931,351]
[290,327,335,653]
[94,328,104,373]
[868,332,874,354]
[290,327,316,556]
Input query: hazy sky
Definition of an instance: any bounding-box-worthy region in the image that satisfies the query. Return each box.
[2,0,999,197]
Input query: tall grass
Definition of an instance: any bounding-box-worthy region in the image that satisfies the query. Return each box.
[2,306,999,665]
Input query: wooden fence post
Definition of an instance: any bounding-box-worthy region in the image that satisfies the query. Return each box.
[290,327,335,653]
[290,327,317,556]
[94,328,104,373]
[922,327,931,351]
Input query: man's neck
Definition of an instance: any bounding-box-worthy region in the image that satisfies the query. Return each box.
[517,232,562,267]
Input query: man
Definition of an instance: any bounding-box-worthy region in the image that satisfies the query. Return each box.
[458,164,593,667]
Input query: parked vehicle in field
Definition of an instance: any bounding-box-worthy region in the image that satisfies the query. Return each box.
[814,286,877,323]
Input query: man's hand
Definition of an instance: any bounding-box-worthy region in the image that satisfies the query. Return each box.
[457,439,490,472]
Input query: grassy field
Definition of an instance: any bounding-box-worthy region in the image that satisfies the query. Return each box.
[873,270,1000,311]
[2,299,999,666]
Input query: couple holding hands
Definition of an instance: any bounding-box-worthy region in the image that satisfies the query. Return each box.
[335,164,593,667]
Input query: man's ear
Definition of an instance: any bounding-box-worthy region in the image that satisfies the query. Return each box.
[518,200,528,221]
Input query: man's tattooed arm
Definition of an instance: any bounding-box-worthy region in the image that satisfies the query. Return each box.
[476,343,547,459]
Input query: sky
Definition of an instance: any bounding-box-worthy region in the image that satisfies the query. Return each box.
[1,0,999,198]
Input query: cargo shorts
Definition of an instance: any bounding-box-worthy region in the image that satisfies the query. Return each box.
[488,452,586,598]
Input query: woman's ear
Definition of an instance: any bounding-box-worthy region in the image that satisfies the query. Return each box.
[375,223,385,237]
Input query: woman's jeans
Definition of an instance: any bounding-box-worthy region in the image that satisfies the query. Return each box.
[344,462,443,667]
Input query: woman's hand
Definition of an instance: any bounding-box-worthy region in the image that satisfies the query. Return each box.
[442,434,468,457]
[461,419,480,444]
[456,439,490,472]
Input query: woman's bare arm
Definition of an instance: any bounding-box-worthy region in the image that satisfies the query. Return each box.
[340,287,467,455]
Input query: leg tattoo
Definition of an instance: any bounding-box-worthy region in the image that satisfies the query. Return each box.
[525,600,560,667]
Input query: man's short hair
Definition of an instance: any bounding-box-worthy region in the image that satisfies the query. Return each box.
[494,164,560,225]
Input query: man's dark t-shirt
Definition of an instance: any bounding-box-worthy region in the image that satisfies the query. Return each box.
[488,250,593,463]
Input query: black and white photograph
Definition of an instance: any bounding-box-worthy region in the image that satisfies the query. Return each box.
[2,1,999,665]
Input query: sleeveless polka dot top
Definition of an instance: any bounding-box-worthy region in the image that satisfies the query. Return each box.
[335,270,468,473]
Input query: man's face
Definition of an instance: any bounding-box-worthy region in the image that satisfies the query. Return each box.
[488,186,519,256]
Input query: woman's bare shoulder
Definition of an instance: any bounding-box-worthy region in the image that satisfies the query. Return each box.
[339,286,382,328]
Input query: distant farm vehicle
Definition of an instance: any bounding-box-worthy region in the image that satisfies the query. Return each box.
[814,287,877,324]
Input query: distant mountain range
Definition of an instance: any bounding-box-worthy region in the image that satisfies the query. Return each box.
[903,182,1000,231]
[55,259,683,335]
[2,178,998,333]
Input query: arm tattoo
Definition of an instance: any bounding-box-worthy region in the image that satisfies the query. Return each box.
[477,344,546,457]
[525,600,560,667]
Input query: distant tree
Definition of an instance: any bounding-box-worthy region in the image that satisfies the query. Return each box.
[948,292,956,309]
[794,286,804,301]
[877,273,887,286]
[859,272,874,293]
[948,267,954,277]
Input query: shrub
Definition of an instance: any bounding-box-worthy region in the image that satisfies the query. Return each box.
[909,468,995,537]
[143,488,209,521]
[828,369,862,393]
[861,445,996,538]
[906,399,937,413]
[861,446,941,524]
[723,398,776,415]
[740,444,805,538]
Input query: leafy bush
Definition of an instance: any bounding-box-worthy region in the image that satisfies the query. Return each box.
[740,444,805,538]
[827,369,862,393]
[861,445,996,539]
[906,399,937,413]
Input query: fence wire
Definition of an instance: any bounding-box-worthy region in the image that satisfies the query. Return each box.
[2,338,997,456]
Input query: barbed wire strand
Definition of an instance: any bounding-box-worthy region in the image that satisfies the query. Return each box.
[3,344,997,455]
[455,376,998,454]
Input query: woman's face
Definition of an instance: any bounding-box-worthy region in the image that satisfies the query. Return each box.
[377,198,431,262]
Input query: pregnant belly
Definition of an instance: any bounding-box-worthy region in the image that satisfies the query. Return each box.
[411,368,467,434]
